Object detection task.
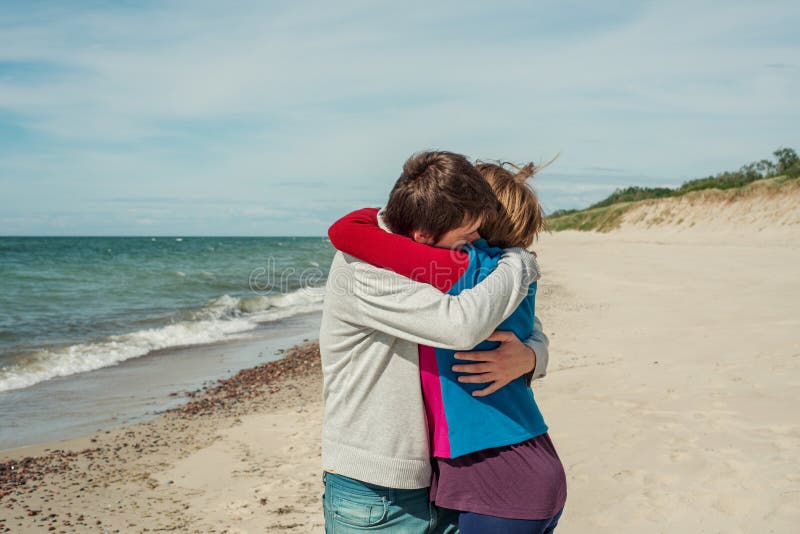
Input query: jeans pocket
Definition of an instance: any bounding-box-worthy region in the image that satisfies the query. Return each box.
[332,494,389,528]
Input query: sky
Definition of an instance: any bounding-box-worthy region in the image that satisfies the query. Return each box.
[0,0,798,236]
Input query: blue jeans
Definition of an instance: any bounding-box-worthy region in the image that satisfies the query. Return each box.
[458,509,563,533]
[323,472,459,533]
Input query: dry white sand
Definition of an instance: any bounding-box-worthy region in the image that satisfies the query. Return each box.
[533,229,800,533]
[3,225,799,533]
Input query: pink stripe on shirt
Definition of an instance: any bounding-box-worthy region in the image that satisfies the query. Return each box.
[418,344,450,458]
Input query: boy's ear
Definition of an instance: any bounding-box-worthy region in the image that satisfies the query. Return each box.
[411,230,435,245]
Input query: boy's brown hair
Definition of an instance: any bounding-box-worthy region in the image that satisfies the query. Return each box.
[384,151,498,241]
[476,161,546,249]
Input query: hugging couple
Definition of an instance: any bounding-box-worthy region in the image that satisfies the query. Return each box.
[319,151,567,533]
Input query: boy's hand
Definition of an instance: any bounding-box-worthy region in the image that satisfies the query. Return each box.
[452,330,536,397]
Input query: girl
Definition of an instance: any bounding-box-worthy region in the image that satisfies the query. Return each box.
[328,161,566,533]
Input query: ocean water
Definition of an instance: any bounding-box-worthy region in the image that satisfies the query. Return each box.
[0,236,335,393]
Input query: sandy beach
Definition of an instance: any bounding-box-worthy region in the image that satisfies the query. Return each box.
[2,223,799,533]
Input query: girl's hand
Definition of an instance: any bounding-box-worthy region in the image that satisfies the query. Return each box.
[452,330,536,397]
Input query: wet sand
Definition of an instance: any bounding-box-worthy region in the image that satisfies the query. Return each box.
[0,312,322,450]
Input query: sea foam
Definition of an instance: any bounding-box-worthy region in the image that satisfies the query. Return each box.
[0,286,325,392]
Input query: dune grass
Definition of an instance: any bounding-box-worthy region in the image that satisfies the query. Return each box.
[547,203,633,232]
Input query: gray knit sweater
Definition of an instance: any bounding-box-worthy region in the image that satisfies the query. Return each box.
[320,246,547,489]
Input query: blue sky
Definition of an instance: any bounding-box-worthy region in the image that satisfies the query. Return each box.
[1,0,798,236]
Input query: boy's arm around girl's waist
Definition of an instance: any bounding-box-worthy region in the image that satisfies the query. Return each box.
[343,248,540,351]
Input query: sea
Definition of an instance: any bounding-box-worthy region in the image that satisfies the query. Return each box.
[0,236,336,449]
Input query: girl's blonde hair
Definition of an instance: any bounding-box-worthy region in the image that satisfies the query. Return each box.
[477,157,554,249]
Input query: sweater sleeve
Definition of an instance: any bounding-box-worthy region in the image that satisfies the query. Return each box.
[352,248,540,351]
[524,316,549,384]
[328,207,470,293]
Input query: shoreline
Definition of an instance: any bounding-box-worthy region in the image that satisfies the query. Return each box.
[0,311,322,451]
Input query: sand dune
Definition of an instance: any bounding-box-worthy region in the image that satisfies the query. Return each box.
[616,177,800,239]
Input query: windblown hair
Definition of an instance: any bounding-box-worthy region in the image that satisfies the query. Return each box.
[476,158,553,249]
[384,151,498,241]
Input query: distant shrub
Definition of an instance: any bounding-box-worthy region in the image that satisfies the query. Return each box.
[774,147,799,175]
[785,161,800,179]
[676,169,761,195]
[547,208,579,218]
[589,186,675,209]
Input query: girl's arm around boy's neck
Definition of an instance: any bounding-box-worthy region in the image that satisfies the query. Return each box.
[328,207,469,293]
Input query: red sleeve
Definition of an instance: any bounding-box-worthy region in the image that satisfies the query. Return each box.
[327,207,469,292]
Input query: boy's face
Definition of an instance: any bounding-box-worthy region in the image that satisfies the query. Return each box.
[411,216,482,250]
